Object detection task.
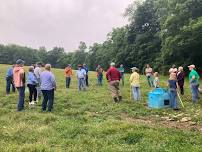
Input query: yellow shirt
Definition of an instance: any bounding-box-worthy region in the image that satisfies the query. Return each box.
[129,72,140,87]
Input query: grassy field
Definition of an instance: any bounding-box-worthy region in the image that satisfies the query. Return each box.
[0,64,202,152]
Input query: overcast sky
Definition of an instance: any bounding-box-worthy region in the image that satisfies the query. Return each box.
[0,0,133,52]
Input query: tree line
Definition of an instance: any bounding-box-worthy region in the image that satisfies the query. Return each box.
[0,0,201,74]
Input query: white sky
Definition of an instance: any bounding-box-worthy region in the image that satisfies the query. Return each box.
[0,0,133,52]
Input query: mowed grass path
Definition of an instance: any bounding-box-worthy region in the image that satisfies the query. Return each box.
[0,64,202,152]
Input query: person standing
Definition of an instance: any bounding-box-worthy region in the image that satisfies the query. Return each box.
[40,64,56,112]
[168,73,179,110]
[188,65,200,103]
[177,67,185,95]
[64,64,73,89]
[77,64,87,91]
[129,67,141,101]
[96,65,104,86]
[27,66,38,105]
[34,62,42,102]
[13,59,25,111]
[118,64,125,86]
[6,65,16,95]
[83,64,89,87]
[106,62,122,103]
[145,64,154,87]
[153,72,160,88]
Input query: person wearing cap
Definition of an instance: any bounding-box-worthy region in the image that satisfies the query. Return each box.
[118,64,125,86]
[177,66,185,95]
[77,64,87,91]
[64,64,73,89]
[145,64,154,87]
[188,64,200,103]
[34,62,43,102]
[129,67,141,101]
[27,66,38,105]
[40,64,56,112]
[106,62,122,103]
[6,65,16,95]
[13,59,25,111]
[83,63,89,87]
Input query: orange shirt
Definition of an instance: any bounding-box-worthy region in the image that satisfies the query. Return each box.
[64,67,73,77]
[13,66,25,87]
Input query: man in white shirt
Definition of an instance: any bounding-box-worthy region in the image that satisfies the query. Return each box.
[34,62,43,102]
[76,64,86,91]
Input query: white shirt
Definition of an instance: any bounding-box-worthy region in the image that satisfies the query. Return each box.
[34,67,42,79]
[77,69,86,79]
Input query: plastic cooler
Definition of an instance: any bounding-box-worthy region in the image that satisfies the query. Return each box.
[148,88,170,109]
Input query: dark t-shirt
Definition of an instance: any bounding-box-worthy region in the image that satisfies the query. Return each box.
[168,80,177,90]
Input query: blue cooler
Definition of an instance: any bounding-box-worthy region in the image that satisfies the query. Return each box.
[148,88,170,108]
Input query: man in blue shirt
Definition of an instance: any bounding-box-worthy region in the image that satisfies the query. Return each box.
[83,63,89,87]
[40,64,56,112]
[6,65,16,95]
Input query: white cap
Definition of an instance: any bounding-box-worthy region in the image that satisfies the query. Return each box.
[188,64,195,69]
[110,62,115,66]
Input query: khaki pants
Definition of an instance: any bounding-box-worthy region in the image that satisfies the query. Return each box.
[109,80,121,98]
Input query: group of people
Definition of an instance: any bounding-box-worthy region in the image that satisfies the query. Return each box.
[6,59,201,112]
[6,59,56,112]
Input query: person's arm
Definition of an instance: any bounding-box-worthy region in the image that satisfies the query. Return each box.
[129,74,133,83]
[51,74,56,91]
[106,69,111,81]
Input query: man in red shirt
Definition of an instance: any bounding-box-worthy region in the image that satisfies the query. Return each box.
[106,62,122,103]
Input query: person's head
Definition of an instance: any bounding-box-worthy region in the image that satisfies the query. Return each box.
[45,64,51,71]
[29,66,34,72]
[120,64,123,68]
[146,64,150,68]
[178,66,183,72]
[154,72,159,77]
[131,67,139,73]
[78,64,82,69]
[16,59,25,67]
[170,73,176,80]
[172,64,176,68]
[97,64,101,68]
[83,63,86,67]
[36,62,42,67]
[67,64,71,68]
[188,64,195,71]
[110,62,115,67]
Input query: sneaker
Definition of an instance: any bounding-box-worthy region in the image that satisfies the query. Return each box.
[113,97,119,103]
[29,101,35,105]
[118,96,122,102]
[34,100,38,103]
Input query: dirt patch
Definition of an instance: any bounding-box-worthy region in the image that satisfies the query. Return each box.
[121,113,202,133]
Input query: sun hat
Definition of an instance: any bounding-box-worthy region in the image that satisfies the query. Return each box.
[131,67,139,71]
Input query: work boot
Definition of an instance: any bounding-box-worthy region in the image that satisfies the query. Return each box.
[118,96,122,102]
[113,97,119,103]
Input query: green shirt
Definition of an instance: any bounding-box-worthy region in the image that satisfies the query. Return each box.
[118,67,125,74]
[189,69,200,83]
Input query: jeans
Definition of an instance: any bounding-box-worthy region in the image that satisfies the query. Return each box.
[85,75,89,86]
[17,86,25,111]
[27,84,37,102]
[78,78,86,91]
[97,75,103,86]
[6,77,15,94]
[66,77,71,88]
[147,76,153,87]
[190,83,200,103]
[132,86,141,101]
[121,74,124,86]
[42,89,54,111]
[169,90,178,109]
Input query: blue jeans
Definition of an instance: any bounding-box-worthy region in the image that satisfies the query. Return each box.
[17,86,25,111]
[42,89,54,112]
[169,90,178,109]
[66,77,71,88]
[190,83,200,103]
[132,86,141,101]
[78,78,86,91]
[97,75,103,86]
[147,76,153,87]
[6,77,15,94]
[121,74,124,86]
